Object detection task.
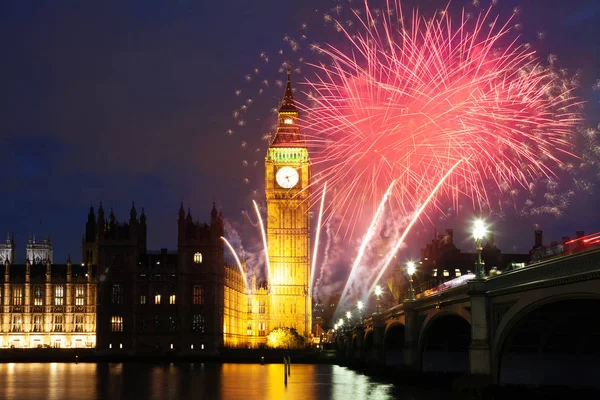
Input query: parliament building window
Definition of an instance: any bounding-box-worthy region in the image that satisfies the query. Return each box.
[75,286,85,306]
[12,315,22,332]
[111,316,123,332]
[193,285,204,305]
[247,323,252,336]
[192,314,205,333]
[193,252,202,264]
[55,286,64,306]
[140,295,147,305]
[53,315,63,332]
[75,315,84,332]
[154,293,161,305]
[259,300,265,314]
[169,294,176,305]
[33,315,42,332]
[112,284,123,304]
[34,286,43,306]
[258,322,266,336]
[12,286,23,306]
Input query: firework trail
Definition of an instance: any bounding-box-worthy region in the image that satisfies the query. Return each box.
[221,236,249,290]
[366,159,463,300]
[252,200,272,286]
[310,181,327,298]
[314,219,333,300]
[301,0,582,237]
[338,179,395,305]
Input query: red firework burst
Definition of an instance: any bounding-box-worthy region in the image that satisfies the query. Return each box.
[300,1,583,234]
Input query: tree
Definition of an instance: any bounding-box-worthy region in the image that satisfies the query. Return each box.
[266,327,305,349]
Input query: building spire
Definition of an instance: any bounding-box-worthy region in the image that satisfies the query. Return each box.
[130,201,137,221]
[279,61,296,113]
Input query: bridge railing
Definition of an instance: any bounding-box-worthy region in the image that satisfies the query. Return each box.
[485,246,600,293]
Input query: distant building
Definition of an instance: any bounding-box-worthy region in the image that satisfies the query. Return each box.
[387,228,530,304]
[0,236,97,348]
[530,230,600,262]
[418,228,530,280]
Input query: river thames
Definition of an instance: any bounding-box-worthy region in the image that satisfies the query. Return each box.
[0,362,449,400]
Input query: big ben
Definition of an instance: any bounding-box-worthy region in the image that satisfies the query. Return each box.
[266,66,312,336]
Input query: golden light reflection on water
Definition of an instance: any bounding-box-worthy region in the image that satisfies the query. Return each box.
[0,362,415,399]
[0,363,98,400]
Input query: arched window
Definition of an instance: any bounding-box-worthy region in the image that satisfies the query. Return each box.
[193,252,202,264]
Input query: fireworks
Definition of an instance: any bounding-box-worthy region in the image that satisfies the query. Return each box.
[309,181,327,297]
[301,1,582,235]
[226,0,592,308]
[221,237,249,290]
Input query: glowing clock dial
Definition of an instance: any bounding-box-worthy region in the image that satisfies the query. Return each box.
[276,166,299,189]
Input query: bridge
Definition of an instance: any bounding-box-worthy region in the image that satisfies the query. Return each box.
[336,247,600,388]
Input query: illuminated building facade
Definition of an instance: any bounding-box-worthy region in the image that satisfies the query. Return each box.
[0,236,97,348]
[264,67,312,336]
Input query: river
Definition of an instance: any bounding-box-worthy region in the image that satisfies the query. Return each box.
[0,362,449,400]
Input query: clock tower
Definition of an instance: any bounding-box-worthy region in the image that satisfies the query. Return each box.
[265,66,312,336]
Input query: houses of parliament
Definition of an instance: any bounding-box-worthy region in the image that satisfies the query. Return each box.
[0,71,313,350]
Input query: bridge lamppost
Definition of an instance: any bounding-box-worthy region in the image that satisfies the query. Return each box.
[346,311,352,328]
[473,219,487,278]
[375,285,383,314]
[357,301,364,324]
[407,261,416,300]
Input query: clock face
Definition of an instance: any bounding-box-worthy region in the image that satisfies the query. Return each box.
[276,166,299,189]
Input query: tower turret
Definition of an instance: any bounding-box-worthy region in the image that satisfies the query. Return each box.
[178,202,185,222]
[67,254,72,283]
[85,205,97,242]
[0,232,15,263]
[97,202,105,237]
[211,202,218,222]
[25,258,30,283]
[109,207,116,227]
[130,202,137,223]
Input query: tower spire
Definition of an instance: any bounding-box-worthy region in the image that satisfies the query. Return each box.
[279,61,296,113]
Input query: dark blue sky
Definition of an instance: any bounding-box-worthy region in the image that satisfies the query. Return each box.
[0,0,599,267]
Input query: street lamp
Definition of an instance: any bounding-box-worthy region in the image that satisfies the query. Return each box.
[473,219,486,278]
[374,285,383,314]
[357,301,364,324]
[406,261,416,300]
[346,310,352,327]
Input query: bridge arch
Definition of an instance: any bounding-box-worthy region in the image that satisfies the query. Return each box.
[420,312,471,373]
[363,329,375,363]
[383,323,405,366]
[495,294,600,388]
[351,332,360,359]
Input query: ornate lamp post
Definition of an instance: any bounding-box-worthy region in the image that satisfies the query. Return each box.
[356,301,364,324]
[346,311,352,328]
[374,285,383,314]
[406,261,416,300]
[473,219,487,278]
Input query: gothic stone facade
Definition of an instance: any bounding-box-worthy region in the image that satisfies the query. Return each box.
[0,236,96,348]
[89,202,231,353]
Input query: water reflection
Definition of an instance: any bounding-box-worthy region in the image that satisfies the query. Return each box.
[0,362,445,399]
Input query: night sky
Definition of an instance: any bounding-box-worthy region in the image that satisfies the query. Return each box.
[0,1,599,287]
